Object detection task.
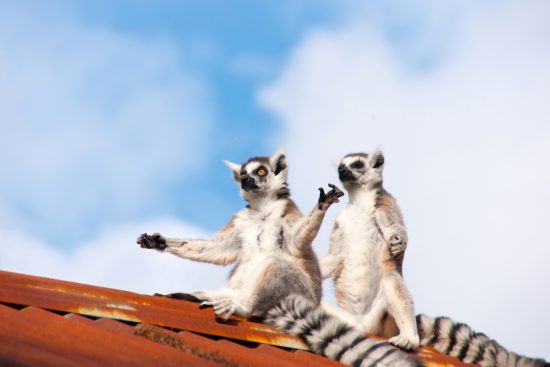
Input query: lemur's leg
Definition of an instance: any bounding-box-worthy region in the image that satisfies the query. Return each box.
[205,258,314,321]
[360,295,389,335]
[137,233,240,266]
[192,287,237,303]
[201,261,271,320]
[382,271,420,350]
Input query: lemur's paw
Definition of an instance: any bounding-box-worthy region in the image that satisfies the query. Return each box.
[201,299,242,321]
[389,234,407,257]
[318,183,344,210]
[389,334,420,351]
[137,233,167,250]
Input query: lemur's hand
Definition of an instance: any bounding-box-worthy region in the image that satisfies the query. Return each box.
[137,233,167,251]
[389,232,408,258]
[318,183,344,210]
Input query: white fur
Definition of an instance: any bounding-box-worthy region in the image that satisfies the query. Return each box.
[333,189,384,317]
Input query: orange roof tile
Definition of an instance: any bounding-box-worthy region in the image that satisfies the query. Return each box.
[0,270,476,367]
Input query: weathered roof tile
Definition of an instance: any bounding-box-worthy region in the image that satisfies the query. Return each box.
[0,270,475,367]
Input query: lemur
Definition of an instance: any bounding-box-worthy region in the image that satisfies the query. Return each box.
[322,150,548,367]
[320,150,419,351]
[137,150,424,367]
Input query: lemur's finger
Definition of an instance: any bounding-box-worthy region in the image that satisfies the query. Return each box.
[136,233,147,245]
[214,305,226,313]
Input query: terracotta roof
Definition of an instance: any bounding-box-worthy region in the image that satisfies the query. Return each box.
[0,270,475,367]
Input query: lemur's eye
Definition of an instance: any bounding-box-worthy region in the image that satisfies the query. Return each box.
[257,168,267,176]
[351,160,364,169]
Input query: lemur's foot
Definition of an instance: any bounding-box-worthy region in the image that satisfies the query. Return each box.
[389,234,407,258]
[389,334,420,351]
[190,291,212,302]
[201,298,250,321]
[137,233,167,250]
[318,183,344,210]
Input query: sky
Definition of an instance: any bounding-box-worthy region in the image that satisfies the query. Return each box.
[1,0,549,360]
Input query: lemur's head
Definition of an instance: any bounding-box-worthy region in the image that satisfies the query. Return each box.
[223,150,288,200]
[337,150,384,190]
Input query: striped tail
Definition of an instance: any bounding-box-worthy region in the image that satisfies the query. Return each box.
[264,295,424,367]
[416,314,548,367]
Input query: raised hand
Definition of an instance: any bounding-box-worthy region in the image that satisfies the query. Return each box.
[318,183,344,210]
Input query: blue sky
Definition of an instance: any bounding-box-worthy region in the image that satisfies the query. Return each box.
[0,1,349,246]
[0,0,462,247]
[1,0,549,359]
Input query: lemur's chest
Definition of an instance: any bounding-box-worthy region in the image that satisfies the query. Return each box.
[236,204,287,254]
[337,201,385,276]
[339,201,383,248]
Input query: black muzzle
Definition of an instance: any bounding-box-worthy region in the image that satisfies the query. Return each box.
[241,176,259,191]
[338,166,355,182]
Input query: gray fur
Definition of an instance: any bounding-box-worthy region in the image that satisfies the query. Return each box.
[264,295,424,367]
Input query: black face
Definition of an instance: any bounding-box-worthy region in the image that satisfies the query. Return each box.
[240,164,268,191]
[338,164,355,182]
[240,175,259,191]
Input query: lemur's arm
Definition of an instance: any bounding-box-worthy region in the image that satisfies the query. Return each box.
[289,184,344,257]
[320,221,344,279]
[137,217,241,266]
[374,195,408,258]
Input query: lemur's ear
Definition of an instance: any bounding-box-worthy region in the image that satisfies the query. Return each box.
[223,160,241,182]
[370,150,385,169]
[270,149,287,176]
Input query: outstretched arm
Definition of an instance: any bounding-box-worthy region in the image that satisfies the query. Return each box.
[289,184,344,257]
[320,221,344,279]
[374,199,408,258]
[137,217,241,266]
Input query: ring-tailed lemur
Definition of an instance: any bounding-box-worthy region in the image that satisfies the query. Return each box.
[137,150,424,367]
[137,150,342,318]
[321,150,419,350]
[321,150,548,367]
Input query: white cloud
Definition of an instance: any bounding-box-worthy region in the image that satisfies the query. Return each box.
[0,218,228,295]
[0,7,212,241]
[261,0,550,360]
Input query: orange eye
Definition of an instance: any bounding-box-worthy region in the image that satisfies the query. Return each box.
[257,169,267,176]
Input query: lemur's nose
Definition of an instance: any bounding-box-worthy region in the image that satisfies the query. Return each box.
[338,165,355,182]
[241,175,253,184]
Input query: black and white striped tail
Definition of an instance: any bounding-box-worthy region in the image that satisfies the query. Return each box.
[264,295,423,367]
[416,314,548,367]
